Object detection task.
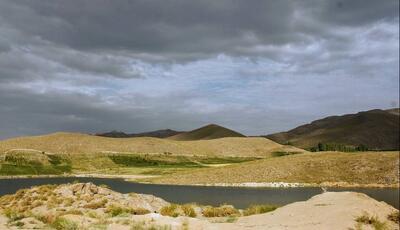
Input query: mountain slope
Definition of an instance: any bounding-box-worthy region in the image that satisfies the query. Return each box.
[149,151,399,186]
[96,129,182,138]
[168,124,245,140]
[266,108,400,150]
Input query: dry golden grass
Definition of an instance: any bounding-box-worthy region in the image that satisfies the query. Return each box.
[202,205,240,217]
[149,151,400,186]
[0,132,304,158]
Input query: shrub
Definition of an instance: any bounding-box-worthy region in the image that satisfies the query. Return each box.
[160,204,179,217]
[84,199,108,209]
[271,151,300,157]
[160,204,196,217]
[106,205,132,217]
[51,217,78,230]
[387,211,399,224]
[202,205,240,217]
[3,208,25,221]
[181,204,196,217]
[243,204,279,216]
[355,213,387,230]
[36,213,57,224]
[131,208,150,215]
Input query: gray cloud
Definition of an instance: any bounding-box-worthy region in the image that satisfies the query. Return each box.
[0,0,398,139]
[1,0,396,59]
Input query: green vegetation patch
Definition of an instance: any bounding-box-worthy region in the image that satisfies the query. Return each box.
[271,151,301,157]
[0,153,72,175]
[109,154,259,169]
[195,156,260,164]
[51,217,78,230]
[108,154,201,168]
[0,163,71,175]
[309,142,369,152]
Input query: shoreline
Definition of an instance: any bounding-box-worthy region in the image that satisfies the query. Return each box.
[0,174,398,188]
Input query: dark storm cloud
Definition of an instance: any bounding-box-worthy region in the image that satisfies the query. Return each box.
[0,0,398,139]
[0,0,396,59]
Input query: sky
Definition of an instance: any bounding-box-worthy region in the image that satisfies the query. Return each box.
[0,0,399,139]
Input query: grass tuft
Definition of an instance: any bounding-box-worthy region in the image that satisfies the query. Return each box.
[387,210,399,224]
[202,205,240,217]
[51,217,78,230]
[355,213,388,230]
[243,204,279,216]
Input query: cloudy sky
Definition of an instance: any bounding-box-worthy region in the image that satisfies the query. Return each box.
[0,0,399,139]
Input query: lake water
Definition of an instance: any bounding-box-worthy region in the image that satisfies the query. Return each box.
[0,177,398,209]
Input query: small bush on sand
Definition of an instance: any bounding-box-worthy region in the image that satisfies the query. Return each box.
[105,205,149,217]
[387,211,399,224]
[202,205,240,217]
[131,208,151,215]
[51,217,78,230]
[355,213,387,230]
[36,213,57,224]
[243,204,279,216]
[181,204,196,217]
[84,199,108,209]
[160,204,179,217]
[3,208,25,221]
[106,205,132,217]
[160,204,196,217]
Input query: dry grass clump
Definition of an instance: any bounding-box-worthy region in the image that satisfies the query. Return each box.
[181,204,196,217]
[243,204,279,216]
[202,205,240,217]
[83,198,108,209]
[355,213,388,230]
[51,216,78,230]
[128,220,173,230]
[3,208,26,222]
[160,204,196,218]
[160,204,180,217]
[387,210,399,224]
[36,212,57,224]
[105,204,150,217]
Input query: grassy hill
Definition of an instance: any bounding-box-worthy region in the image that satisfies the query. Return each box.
[168,124,245,140]
[0,132,302,157]
[266,109,400,150]
[0,132,305,175]
[148,151,400,186]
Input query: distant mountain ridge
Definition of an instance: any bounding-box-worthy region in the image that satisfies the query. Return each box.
[97,124,245,140]
[96,129,182,138]
[168,124,245,140]
[265,108,400,150]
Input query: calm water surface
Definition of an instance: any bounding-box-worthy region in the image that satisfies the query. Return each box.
[0,177,398,209]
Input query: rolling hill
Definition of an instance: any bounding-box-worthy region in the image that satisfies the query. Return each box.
[168,124,245,140]
[96,129,182,138]
[0,132,304,158]
[265,108,400,150]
